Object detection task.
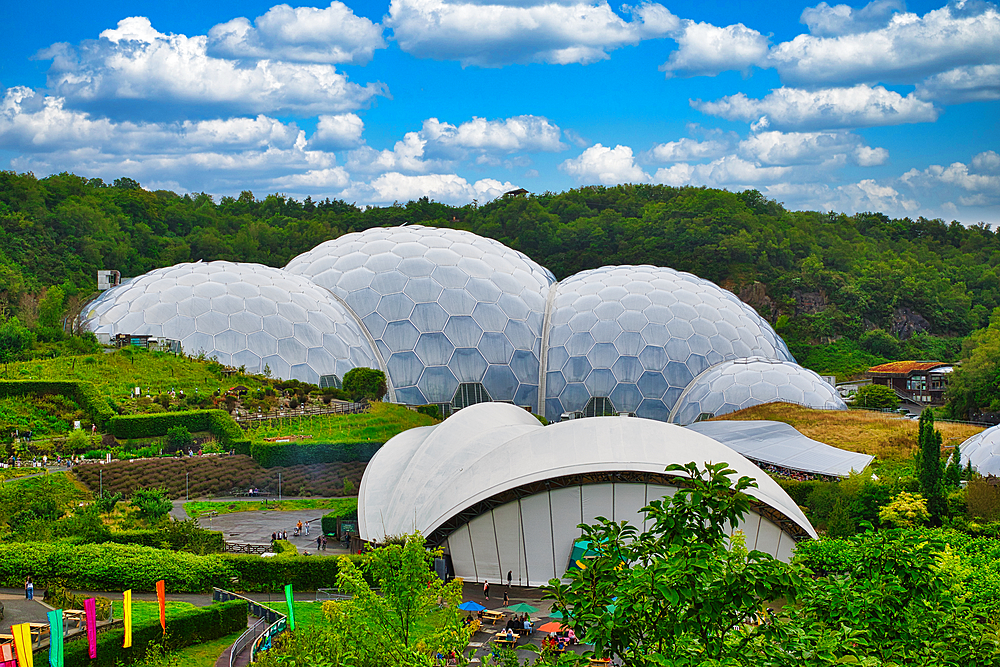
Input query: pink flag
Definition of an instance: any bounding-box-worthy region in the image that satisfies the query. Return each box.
[85,597,98,659]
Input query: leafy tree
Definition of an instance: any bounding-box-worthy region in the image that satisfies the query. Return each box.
[0,316,34,373]
[94,491,123,514]
[859,328,900,358]
[131,487,172,523]
[853,383,899,409]
[946,308,1000,419]
[878,491,929,528]
[35,284,66,341]
[544,462,801,666]
[165,426,193,453]
[916,409,946,523]
[342,367,388,401]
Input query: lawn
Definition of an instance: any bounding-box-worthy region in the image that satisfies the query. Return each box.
[131,600,200,626]
[712,402,983,463]
[0,472,90,522]
[184,497,357,518]
[263,600,329,629]
[171,629,244,666]
[244,402,436,444]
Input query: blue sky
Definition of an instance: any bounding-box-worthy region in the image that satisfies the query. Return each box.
[0,0,997,222]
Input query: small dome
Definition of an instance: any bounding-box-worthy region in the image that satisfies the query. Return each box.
[669,357,847,425]
[82,261,378,383]
[285,226,555,407]
[959,425,1000,476]
[543,266,793,422]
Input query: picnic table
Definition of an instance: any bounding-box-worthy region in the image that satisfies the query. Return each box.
[481,610,504,624]
[27,622,49,645]
[493,631,519,647]
[63,609,86,629]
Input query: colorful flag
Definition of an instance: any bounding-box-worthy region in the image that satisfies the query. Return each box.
[1,642,16,667]
[11,623,32,667]
[123,590,132,649]
[84,598,97,660]
[156,580,166,634]
[47,609,63,667]
[284,584,295,631]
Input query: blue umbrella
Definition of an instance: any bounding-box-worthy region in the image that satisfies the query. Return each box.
[459,601,487,611]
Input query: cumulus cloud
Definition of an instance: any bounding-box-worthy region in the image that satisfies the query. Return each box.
[660,21,770,77]
[346,172,519,204]
[737,130,888,166]
[770,3,1000,86]
[652,155,793,187]
[560,144,649,183]
[649,136,731,162]
[800,0,905,36]
[309,113,365,150]
[973,150,1000,172]
[38,16,386,119]
[207,2,386,65]
[421,115,565,153]
[385,0,679,67]
[901,159,1000,195]
[693,84,939,130]
[915,63,1000,102]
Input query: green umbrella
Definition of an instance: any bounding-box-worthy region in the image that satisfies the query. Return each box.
[548,610,567,619]
[507,603,538,614]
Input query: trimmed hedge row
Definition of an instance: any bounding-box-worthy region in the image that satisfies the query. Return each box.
[321,504,359,536]
[108,409,250,454]
[0,380,116,427]
[0,542,362,592]
[60,599,248,666]
[106,528,226,554]
[250,440,382,467]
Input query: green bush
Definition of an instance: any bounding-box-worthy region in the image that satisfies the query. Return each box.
[250,440,382,467]
[108,409,250,453]
[165,426,194,453]
[221,553,363,592]
[60,599,247,666]
[0,380,115,427]
[321,504,359,536]
[853,384,900,409]
[106,523,225,554]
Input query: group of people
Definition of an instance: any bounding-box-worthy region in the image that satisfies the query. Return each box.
[540,631,573,650]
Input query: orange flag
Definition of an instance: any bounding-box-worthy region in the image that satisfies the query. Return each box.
[156,580,166,634]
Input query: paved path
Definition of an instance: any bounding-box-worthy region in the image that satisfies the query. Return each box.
[0,593,51,633]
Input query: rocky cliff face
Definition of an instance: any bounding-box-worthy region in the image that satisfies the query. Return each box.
[891,307,932,340]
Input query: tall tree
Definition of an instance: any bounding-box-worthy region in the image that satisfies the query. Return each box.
[917,409,946,523]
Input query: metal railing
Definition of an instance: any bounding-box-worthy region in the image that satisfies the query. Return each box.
[235,401,368,425]
[230,617,266,667]
[224,542,274,555]
[213,588,288,666]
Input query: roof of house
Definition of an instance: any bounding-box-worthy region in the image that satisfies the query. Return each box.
[867,361,950,376]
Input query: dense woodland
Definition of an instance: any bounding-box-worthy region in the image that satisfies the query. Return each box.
[3,169,1000,412]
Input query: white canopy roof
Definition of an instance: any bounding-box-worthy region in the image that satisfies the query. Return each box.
[358,402,816,543]
[687,420,874,477]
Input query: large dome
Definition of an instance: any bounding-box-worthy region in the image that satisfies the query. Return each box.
[958,424,1000,476]
[284,226,555,407]
[359,402,816,585]
[669,357,847,425]
[542,266,793,423]
[82,261,379,383]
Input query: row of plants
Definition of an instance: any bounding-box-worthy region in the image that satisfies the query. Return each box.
[72,456,366,498]
[108,409,249,453]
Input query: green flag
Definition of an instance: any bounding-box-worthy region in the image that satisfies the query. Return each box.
[284,584,295,631]
[47,609,63,667]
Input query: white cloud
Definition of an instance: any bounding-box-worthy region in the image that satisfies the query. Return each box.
[800,0,905,36]
[347,172,518,204]
[660,21,770,77]
[973,150,1000,172]
[207,2,386,65]
[385,0,679,67]
[560,144,649,183]
[270,167,351,189]
[915,64,1000,103]
[737,130,888,166]
[901,160,1000,194]
[421,115,565,153]
[652,155,793,187]
[38,16,386,119]
[693,84,939,130]
[309,113,365,150]
[649,137,731,162]
[770,3,1000,86]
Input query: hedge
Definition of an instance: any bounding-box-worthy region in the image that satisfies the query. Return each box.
[108,409,250,454]
[250,440,382,467]
[321,505,359,536]
[60,599,247,666]
[0,380,116,427]
[106,528,226,554]
[220,553,364,592]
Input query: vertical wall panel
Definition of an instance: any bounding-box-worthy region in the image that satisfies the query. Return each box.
[643,485,676,531]
[774,530,795,563]
[492,500,527,586]
[447,523,477,583]
[549,486,583,581]
[520,492,555,586]
[582,483,615,528]
[468,512,502,584]
[614,483,647,526]
[755,517,782,558]
[736,512,761,551]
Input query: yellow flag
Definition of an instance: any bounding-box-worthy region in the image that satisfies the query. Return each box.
[12,622,33,667]
[123,589,133,648]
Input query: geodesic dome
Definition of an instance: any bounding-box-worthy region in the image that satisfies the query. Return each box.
[81,261,379,383]
[957,424,1000,476]
[542,266,793,423]
[284,226,555,407]
[668,357,847,425]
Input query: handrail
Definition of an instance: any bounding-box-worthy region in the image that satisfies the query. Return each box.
[213,588,288,666]
[230,617,266,667]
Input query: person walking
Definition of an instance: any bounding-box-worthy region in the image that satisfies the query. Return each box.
[483,580,490,600]
[24,576,33,600]
[507,570,512,587]
[317,535,322,550]
[322,535,328,551]
[305,520,310,536]
[503,590,509,607]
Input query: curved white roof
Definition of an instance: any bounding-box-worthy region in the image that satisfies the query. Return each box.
[82,261,378,383]
[958,424,1000,475]
[543,266,793,423]
[688,420,874,477]
[358,402,816,543]
[284,225,555,406]
[669,357,847,425]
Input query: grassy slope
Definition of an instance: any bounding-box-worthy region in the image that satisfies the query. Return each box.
[711,402,983,462]
[244,402,437,444]
[5,349,266,401]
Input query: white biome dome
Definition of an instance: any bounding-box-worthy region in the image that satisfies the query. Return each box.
[82,261,379,383]
[285,226,555,407]
[958,424,1000,476]
[542,266,793,423]
[669,357,847,425]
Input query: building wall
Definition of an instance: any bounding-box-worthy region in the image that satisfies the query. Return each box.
[443,482,800,587]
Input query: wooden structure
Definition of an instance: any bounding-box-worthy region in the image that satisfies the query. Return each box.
[866,361,954,406]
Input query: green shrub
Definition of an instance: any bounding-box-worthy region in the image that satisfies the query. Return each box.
[106,523,225,554]
[320,503,358,536]
[107,409,250,453]
[250,440,382,467]
[0,380,116,427]
[221,553,363,592]
[60,599,247,666]
[165,426,194,453]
